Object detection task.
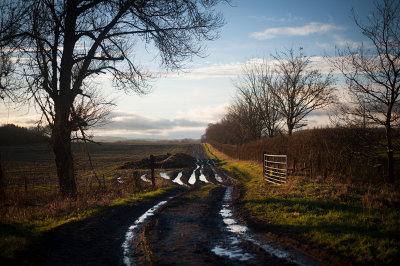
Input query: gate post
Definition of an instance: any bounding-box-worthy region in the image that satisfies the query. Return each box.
[263,151,266,179]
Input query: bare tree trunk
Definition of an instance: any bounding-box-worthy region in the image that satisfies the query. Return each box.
[52,119,77,198]
[0,153,4,199]
[287,122,294,135]
[386,124,395,183]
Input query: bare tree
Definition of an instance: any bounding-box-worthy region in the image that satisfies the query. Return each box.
[1,0,227,198]
[233,59,281,137]
[228,94,264,143]
[0,0,26,100]
[272,48,335,135]
[331,0,400,183]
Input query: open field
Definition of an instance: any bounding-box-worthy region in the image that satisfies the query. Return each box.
[0,142,193,263]
[1,142,192,186]
[204,143,400,265]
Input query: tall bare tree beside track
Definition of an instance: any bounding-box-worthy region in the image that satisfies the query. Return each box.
[272,48,335,135]
[331,0,400,183]
[0,0,227,198]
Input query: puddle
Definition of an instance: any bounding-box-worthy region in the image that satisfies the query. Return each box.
[122,197,173,266]
[213,187,319,266]
[211,187,254,261]
[160,172,170,180]
[212,245,254,261]
[188,165,199,185]
[172,171,184,185]
[199,169,210,183]
[210,167,223,183]
[140,174,151,183]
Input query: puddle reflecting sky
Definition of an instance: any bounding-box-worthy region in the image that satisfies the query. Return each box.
[160,172,170,180]
[172,171,184,185]
[140,174,151,183]
[122,197,173,266]
[188,164,199,185]
[199,169,210,183]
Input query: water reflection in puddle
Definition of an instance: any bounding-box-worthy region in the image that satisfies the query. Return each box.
[212,246,254,261]
[122,197,173,266]
[140,174,151,183]
[210,167,223,183]
[199,169,210,183]
[160,172,170,180]
[172,171,184,185]
[212,187,254,262]
[188,165,199,185]
[213,187,315,266]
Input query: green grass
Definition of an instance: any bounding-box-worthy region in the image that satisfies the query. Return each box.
[0,185,177,264]
[204,143,400,265]
[186,184,219,201]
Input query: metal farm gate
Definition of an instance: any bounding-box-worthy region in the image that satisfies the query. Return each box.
[263,153,287,184]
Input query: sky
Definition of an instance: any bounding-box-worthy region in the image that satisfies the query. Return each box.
[1,0,377,140]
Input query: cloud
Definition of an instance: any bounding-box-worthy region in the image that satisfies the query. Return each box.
[162,55,346,81]
[100,111,208,133]
[250,22,344,40]
[317,34,365,50]
[94,106,231,139]
[166,62,244,80]
[175,104,229,122]
[248,14,303,23]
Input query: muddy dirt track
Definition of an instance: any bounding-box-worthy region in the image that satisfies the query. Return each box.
[25,145,323,266]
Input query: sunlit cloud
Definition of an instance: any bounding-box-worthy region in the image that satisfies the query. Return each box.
[250,22,344,40]
[175,103,229,122]
[100,111,208,132]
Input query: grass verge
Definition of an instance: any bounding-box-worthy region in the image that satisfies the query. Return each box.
[203,143,400,265]
[0,185,177,265]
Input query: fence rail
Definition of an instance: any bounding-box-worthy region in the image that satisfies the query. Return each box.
[263,153,287,184]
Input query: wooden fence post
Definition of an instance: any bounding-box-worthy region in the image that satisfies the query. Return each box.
[150,155,155,188]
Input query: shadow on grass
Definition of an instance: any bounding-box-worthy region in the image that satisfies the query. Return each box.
[0,222,38,265]
[240,197,400,242]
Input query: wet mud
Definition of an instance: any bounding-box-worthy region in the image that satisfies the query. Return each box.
[132,186,293,266]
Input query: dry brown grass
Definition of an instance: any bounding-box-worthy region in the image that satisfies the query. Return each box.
[0,142,191,222]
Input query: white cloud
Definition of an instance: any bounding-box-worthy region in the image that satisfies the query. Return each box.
[317,34,364,50]
[175,103,229,122]
[160,55,346,81]
[332,34,364,49]
[248,13,303,23]
[166,62,244,80]
[250,22,344,40]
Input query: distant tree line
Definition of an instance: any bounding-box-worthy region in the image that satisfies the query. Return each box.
[0,124,49,145]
